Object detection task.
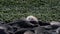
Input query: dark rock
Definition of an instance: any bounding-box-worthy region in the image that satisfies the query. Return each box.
[41,25,52,30]
[0,29,8,34]
[56,27,60,34]
[8,19,38,28]
[0,20,60,34]
[0,25,8,34]
[35,26,46,34]
[38,21,50,26]
[15,30,26,34]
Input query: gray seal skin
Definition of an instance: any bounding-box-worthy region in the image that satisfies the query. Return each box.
[26,15,39,26]
[26,15,38,22]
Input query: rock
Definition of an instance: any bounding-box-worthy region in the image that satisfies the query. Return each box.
[35,26,46,34]
[56,27,60,34]
[50,21,60,26]
[0,29,8,34]
[8,19,38,28]
[41,25,52,30]
[15,30,26,34]
[24,30,34,34]
[38,21,50,26]
[0,25,8,34]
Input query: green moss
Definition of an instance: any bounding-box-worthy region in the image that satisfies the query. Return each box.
[0,0,60,22]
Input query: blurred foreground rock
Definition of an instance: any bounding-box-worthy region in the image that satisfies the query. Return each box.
[0,20,60,34]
